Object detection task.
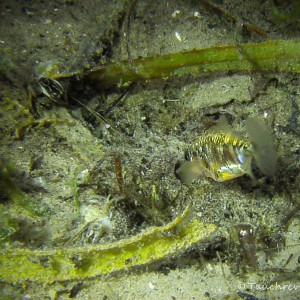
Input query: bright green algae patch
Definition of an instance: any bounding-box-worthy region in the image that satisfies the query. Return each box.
[0,206,217,283]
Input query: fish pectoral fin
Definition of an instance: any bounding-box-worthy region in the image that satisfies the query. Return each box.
[175,160,204,185]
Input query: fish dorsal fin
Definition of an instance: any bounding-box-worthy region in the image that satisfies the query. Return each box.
[208,116,240,139]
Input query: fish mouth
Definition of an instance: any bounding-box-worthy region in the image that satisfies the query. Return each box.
[174,161,183,180]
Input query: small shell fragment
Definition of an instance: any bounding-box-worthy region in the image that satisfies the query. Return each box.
[175,31,182,42]
[171,10,181,18]
[193,11,201,18]
[148,282,155,290]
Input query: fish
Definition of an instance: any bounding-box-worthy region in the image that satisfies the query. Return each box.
[175,116,277,185]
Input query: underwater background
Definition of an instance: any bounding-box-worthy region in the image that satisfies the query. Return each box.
[0,0,299,299]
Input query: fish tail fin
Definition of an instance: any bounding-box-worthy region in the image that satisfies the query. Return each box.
[245,117,277,176]
[175,160,204,185]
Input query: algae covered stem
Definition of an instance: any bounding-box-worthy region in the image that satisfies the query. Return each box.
[85,38,300,86]
[32,39,300,104]
[0,206,217,283]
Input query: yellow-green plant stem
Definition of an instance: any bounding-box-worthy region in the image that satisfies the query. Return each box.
[0,206,217,284]
[83,38,300,86]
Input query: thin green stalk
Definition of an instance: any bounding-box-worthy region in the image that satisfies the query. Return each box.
[85,38,300,86]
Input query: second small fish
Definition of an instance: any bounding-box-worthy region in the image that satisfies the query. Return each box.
[175,116,277,184]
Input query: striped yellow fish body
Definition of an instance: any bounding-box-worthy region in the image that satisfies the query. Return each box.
[175,117,277,185]
[184,133,254,182]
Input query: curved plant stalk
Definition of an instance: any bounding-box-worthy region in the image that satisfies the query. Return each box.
[0,206,217,284]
